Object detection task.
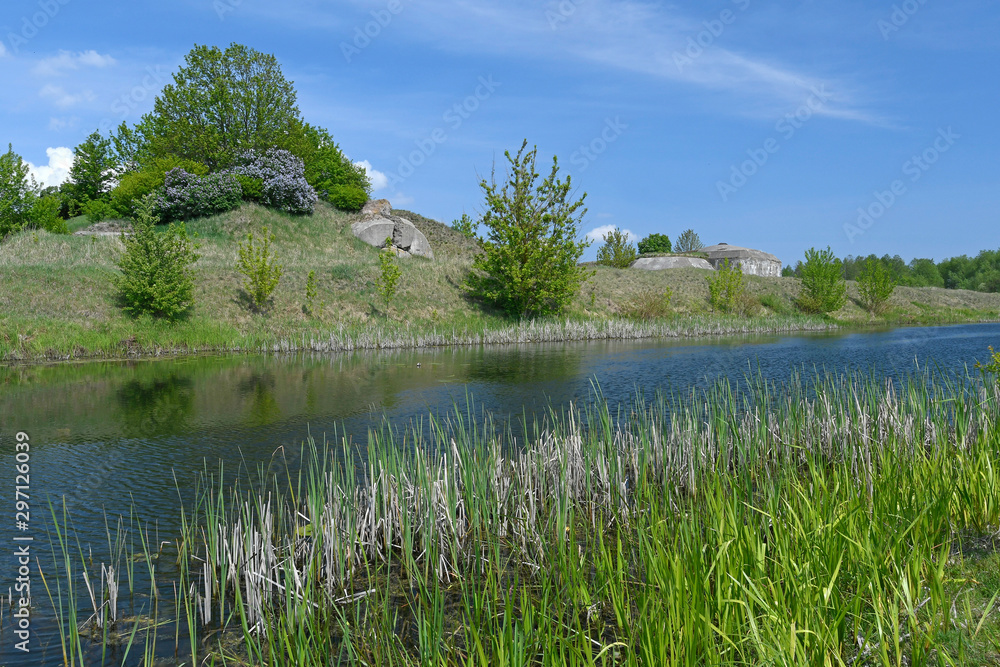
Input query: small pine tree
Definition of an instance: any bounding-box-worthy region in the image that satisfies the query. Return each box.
[797,246,847,314]
[451,213,478,239]
[674,229,703,253]
[856,257,896,316]
[304,269,318,315]
[113,194,199,319]
[375,237,402,310]
[464,140,591,318]
[237,226,283,312]
[596,227,637,268]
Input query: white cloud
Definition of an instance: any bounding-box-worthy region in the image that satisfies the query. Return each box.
[355,160,389,192]
[40,84,96,108]
[27,147,74,189]
[0,41,7,58]
[586,224,638,245]
[34,50,117,76]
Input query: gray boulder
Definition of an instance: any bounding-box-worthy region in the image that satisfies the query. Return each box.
[351,218,396,248]
[631,256,714,271]
[351,211,435,260]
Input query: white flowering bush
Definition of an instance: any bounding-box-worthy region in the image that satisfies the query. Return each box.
[231,148,317,215]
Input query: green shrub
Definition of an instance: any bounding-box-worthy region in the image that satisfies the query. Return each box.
[620,287,673,320]
[82,198,118,223]
[234,174,264,202]
[375,237,402,310]
[596,227,637,268]
[857,257,896,316]
[708,260,743,312]
[113,195,199,319]
[236,226,283,312]
[325,184,367,212]
[637,233,672,254]
[759,293,791,315]
[798,246,847,314]
[30,195,68,234]
[674,229,703,253]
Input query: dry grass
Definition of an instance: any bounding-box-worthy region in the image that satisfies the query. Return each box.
[1,202,998,362]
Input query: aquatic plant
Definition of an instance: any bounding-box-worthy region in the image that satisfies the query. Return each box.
[36,367,1000,665]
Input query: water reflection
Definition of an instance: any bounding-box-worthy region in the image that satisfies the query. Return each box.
[115,373,195,437]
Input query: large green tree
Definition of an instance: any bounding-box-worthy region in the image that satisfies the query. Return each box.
[141,43,305,170]
[465,140,591,318]
[69,130,116,203]
[0,144,36,237]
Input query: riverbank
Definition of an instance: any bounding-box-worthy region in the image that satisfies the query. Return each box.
[2,202,998,364]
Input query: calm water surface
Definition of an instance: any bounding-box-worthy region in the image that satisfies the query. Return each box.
[0,322,997,663]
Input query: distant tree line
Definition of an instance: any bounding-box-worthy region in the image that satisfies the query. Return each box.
[783,250,1000,294]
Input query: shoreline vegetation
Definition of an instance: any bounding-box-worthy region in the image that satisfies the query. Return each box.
[39,367,1000,665]
[2,202,999,366]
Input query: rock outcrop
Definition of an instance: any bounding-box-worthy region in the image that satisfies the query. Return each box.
[351,199,434,259]
[631,256,714,271]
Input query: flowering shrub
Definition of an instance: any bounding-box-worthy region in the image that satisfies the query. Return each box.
[153,168,243,222]
[231,148,317,215]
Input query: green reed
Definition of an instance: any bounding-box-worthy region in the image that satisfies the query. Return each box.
[39,367,1000,665]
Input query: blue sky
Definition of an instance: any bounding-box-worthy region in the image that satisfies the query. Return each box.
[1,0,997,265]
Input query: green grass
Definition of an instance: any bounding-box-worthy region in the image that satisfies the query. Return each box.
[38,368,1000,665]
[2,202,999,363]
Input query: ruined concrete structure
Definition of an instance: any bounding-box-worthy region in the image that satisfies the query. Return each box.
[700,243,782,277]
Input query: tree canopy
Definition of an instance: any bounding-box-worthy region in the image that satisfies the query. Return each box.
[139,43,305,170]
[69,130,116,203]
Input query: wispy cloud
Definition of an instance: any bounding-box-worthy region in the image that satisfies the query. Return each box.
[34,50,117,76]
[312,0,879,123]
[0,41,7,58]
[39,84,96,108]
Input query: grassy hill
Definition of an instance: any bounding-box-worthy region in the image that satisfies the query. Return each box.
[1,202,998,362]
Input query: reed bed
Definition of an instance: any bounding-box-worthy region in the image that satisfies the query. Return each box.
[41,369,1000,665]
